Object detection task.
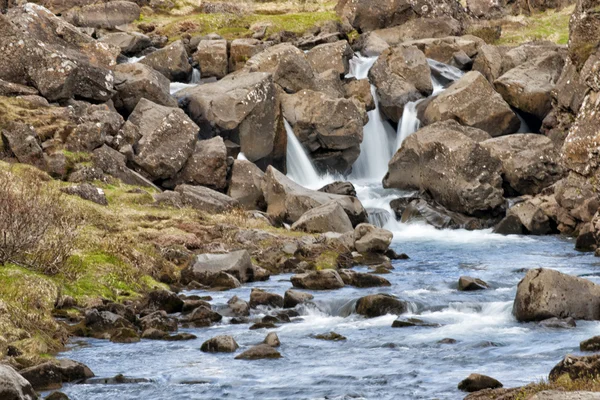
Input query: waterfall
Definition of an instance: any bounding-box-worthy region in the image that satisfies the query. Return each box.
[395,101,422,149]
[347,55,397,183]
[190,68,201,84]
[285,120,324,189]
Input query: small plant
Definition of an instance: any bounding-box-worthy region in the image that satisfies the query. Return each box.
[0,168,82,275]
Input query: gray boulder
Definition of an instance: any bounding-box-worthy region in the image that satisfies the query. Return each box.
[194,39,228,79]
[292,201,354,234]
[291,270,345,290]
[227,159,265,210]
[141,40,192,82]
[175,184,239,214]
[0,364,37,400]
[180,250,254,285]
[64,1,140,29]
[355,294,407,318]
[168,136,228,191]
[458,276,488,291]
[354,223,393,253]
[283,289,314,308]
[200,335,239,353]
[249,288,284,309]
[235,344,281,360]
[507,201,552,235]
[229,39,271,72]
[99,32,151,56]
[306,40,354,75]
[513,268,600,321]
[20,359,94,391]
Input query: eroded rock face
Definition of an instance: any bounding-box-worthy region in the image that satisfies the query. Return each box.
[281,89,366,174]
[128,99,198,181]
[368,45,432,123]
[141,40,192,82]
[422,71,520,137]
[177,72,284,169]
[384,120,504,216]
[481,134,564,196]
[494,51,565,120]
[513,268,600,321]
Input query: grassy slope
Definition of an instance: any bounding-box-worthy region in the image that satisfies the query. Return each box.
[495,5,573,45]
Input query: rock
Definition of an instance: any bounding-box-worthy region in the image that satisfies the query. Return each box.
[467,0,504,18]
[355,294,407,318]
[141,328,169,340]
[249,288,284,309]
[146,290,184,314]
[65,103,124,153]
[481,134,563,196]
[200,335,239,353]
[187,305,222,327]
[20,359,94,391]
[306,40,353,76]
[458,373,503,392]
[549,354,600,382]
[99,32,151,57]
[128,99,198,181]
[227,159,265,210]
[539,317,576,329]
[384,120,504,215]
[262,332,281,347]
[336,0,466,32]
[283,289,314,308]
[581,336,600,352]
[281,89,366,174]
[181,250,254,285]
[458,276,488,291]
[513,268,600,321]
[0,79,38,97]
[194,39,228,79]
[109,327,140,343]
[84,309,135,337]
[210,271,241,290]
[64,1,140,29]
[249,322,276,330]
[0,364,37,400]
[354,32,390,57]
[141,40,192,82]
[422,71,520,137]
[262,166,367,226]
[291,270,345,290]
[292,201,354,234]
[507,201,552,235]
[404,36,484,65]
[60,184,107,206]
[244,43,315,93]
[45,392,69,400]
[340,269,391,288]
[168,136,228,191]
[373,17,463,45]
[392,317,440,328]
[1,123,45,169]
[494,52,565,120]
[224,295,250,317]
[438,338,457,344]
[354,223,393,253]
[112,63,177,117]
[176,72,284,168]
[526,392,600,400]
[473,44,505,82]
[368,46,432,123]
[90,145,155,188]
[139,311,177,332]
[314,332,347,341]
[235,344,281,360]
[343,79,375,112]
[400,198,483,229]
[175,184,239,214]
[319,182,357,197]
[229,39,270,72]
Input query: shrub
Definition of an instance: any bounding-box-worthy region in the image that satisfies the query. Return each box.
[0,168,81,274]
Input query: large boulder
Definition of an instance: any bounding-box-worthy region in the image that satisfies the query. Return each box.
[400,197,483,229]
[403,36,484,65]
[235,344,281,360]
[194,39,228,79]
[262,166,368,225]
[98,32,151,56]
[281,89,366,174]
[200,335,239,353]
[355,294,407,318]
[175,184,239,213]
[1,123,45,169]
[458,373,502,392]
[372,17,463,45]
[383,120,504,215]
[141,40,192,82]
[167,136,228,191]
[291,270,345,290]
[229,39,270,72]
[180,250,255,285]
[65,102,123,152]
[244,43,316,93]
[481,134,563,196]
[112,63,177,116]
[0,364,37,400]
[1,5,116,103]
[354,223,393,253]
[63,1,140,29]
[176,72,285,169]
[422,71,520,137]
[306,40,354,76]
[494,52,565,120]
[368,45,432,123]
[506,200,553,235]
[292,201,354,234]
[549,354,600,382]
[91,145,156,187]
[335,0,466,32]
[127,99,198,181]
[513,268,600,321]
[249,288,284,309]
[227,159,265,210]
[283,289,314,308]
[19,359,94,391]
[472,44,505,83]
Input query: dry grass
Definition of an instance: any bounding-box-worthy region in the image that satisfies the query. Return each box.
[495,5,573,45]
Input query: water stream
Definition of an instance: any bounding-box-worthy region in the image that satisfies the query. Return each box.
[55,55,599,400]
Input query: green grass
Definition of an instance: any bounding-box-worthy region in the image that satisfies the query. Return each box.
[497,5,573,45]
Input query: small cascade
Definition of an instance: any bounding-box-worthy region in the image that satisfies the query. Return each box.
[367,208,391,228]
[285,120,323,188]
[190,68,201,84]
[395,101,421,149]
[126,55,145,64]
[427,59,464,86]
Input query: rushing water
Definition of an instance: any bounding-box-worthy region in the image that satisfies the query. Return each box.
[56,55,599,400]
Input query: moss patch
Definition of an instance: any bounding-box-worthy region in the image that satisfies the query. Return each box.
[495,5,573,45]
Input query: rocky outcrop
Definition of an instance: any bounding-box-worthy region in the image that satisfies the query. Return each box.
[281,89,366,174]
[141,40,192,82]
[494,51,565,120]
[0,364,37,400]
[291,270,345,290]
[384,120,504,216]
[177,72,284,169]
[355,294,407,318]
[180,250,256,286]
[422,71,520,137]
[291,201,354,234]
[481,134,563,196]
[368,45,432,123]
[262,166,367,225]
[127,99,198,181]
[513,268,600,321]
